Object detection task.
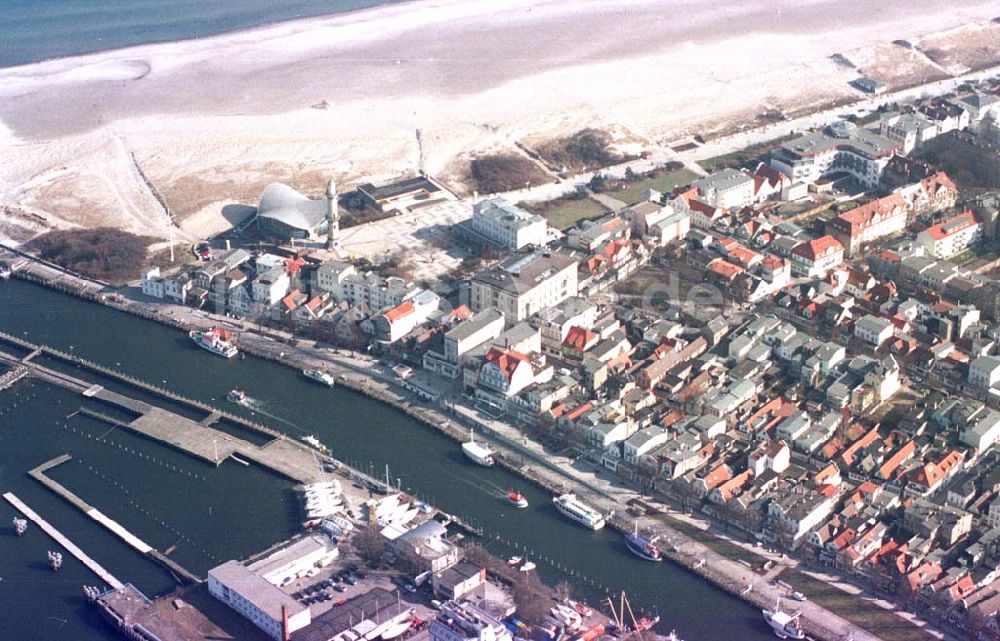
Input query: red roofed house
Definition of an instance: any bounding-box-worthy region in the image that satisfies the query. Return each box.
[370,300,416,343]
[876,440,917,481]
[706,258,745,282]
[917,210,981,259]
[826,193,907,257]
[561,326,600,360]
[906,450,965,497]
[895,170,958,216]
[791,235,844,278]
[478,347,539,398]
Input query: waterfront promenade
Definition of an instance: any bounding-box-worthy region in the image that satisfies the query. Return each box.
[0,250,926,641]
[3,491,125,590]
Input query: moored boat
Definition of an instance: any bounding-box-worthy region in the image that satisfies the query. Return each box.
[506,490,529,508]
[301,435,328,453]
[189,326,238,358]
[303,369,335,387]
[625,523,662,561]
[762,598,805,639]
[462,429,494,466]
[553,493,606,530]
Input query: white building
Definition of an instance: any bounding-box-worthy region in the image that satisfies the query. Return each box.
[478,347,538,398]
[623,427,671,464]
[917,210,981,259]
[140,267,165,299]
[769,124,897,188]
[315,260,358,298]
[252,266,291,305]
[648,210,691,247]
[430,601,512,641]
[424,309,505,378]
[790,235,844,278]
[342,272,420,311]
[879,112,939,154]
[208,560,311,640]
[692,169,756,209]
[247,534,339,586]
[854,314,894,347]
[470,251,578,323]
[470,198,548,250]
[961,407,1000,452]
[969,355,1000,389]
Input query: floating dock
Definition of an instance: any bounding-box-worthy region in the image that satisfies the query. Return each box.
[3,491,124,590]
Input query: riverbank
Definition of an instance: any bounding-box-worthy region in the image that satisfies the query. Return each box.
[0,249,927,641]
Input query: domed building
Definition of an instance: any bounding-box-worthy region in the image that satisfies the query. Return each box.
[255,182,335,241]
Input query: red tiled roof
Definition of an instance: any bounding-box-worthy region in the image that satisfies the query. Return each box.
[877,440,917,480]
[840,426,881,467]
[834,194,907,231]
[707,258,744,280]
[563,326,597,352]
[564,401,595,422]
[383,300,415,322]
[922,210,977,241]
[910,450,964,489]
[281,289,302,311]
[728,244,762,267]
[792,235,844,261]
[485,347,530,381]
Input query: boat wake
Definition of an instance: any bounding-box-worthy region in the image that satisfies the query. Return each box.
[443,470,509,499]
[238,397,304,432]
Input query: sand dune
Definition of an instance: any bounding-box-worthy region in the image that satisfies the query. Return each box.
[0,0,998,244]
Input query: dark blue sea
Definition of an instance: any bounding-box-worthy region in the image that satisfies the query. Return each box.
[0,0,403,68]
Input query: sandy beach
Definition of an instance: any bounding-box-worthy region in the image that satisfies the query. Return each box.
[0,0,998,244]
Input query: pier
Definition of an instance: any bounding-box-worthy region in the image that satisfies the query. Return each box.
[3,491,124,590]
[28,455,202,584]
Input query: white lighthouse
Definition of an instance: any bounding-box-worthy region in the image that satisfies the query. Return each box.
[325,178,340,251]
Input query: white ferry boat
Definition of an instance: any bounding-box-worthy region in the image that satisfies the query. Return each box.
[462,430,494,466]
[189,326,238,358]
[762,598,805,639]
[303,369,335,387]
[553,493,606,530]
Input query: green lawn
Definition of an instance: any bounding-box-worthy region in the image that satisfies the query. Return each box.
[525,197,609,230]
[607,168,700,205]
[778,568,937,641]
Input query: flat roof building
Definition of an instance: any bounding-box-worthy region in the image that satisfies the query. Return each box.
[208,560,311,641]
[470,251,579,323]
[470,198,547,250]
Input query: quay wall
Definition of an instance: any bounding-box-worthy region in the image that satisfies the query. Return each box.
[3,254,865,641]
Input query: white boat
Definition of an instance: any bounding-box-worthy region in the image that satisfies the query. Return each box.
[300,435,328,453]
[553,494,606,530]
[462,430,494,466]
[507,556,523,567]
[189,326,238,358]
[763,598,805,639]
[303,369,335,387]
[520,561,537,572]
[0,265,11,280]
[227,389,248,404]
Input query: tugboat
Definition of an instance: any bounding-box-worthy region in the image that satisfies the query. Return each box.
[763,598,805,639]
[625,523,662,561]
[12,517,27,536]
[189,326,238,358]
[227,389,248,404]
[303,369,335,387]
[506,490,529,509]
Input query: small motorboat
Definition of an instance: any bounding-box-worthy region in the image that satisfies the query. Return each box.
[227,389,247,404]
[519,561,536,572]
[507,556,523,567]
[506,490,529,509]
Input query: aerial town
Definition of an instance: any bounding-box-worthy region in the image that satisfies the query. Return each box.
[3,70,989,641]
[3,14,1000,641]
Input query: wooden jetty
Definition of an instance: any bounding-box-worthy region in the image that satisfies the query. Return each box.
[3,491,124,590]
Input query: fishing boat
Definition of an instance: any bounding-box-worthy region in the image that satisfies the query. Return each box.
[506,490,529,509]
[189,326,238,358]
[625,523,662,561]
[462,430,494,466]
[762,598,805,639]
[303,369,335,387]
[553,493,606,530]
[227,389,248,404]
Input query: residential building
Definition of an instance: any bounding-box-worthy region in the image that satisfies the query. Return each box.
[854,314,894,347]
[470,198,547,250]
[790,235,845,278]
[253,266,291,306]
[970,355,1000,390]
[692,169,756,209]
[769,124,897,188]
[826,194,908,257]
[424,309,505,378]
[470,251,578,323]
[917,211,981,259]
[140,267,165,299]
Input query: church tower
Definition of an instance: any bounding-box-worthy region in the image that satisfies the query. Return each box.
[325,179,339,250]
